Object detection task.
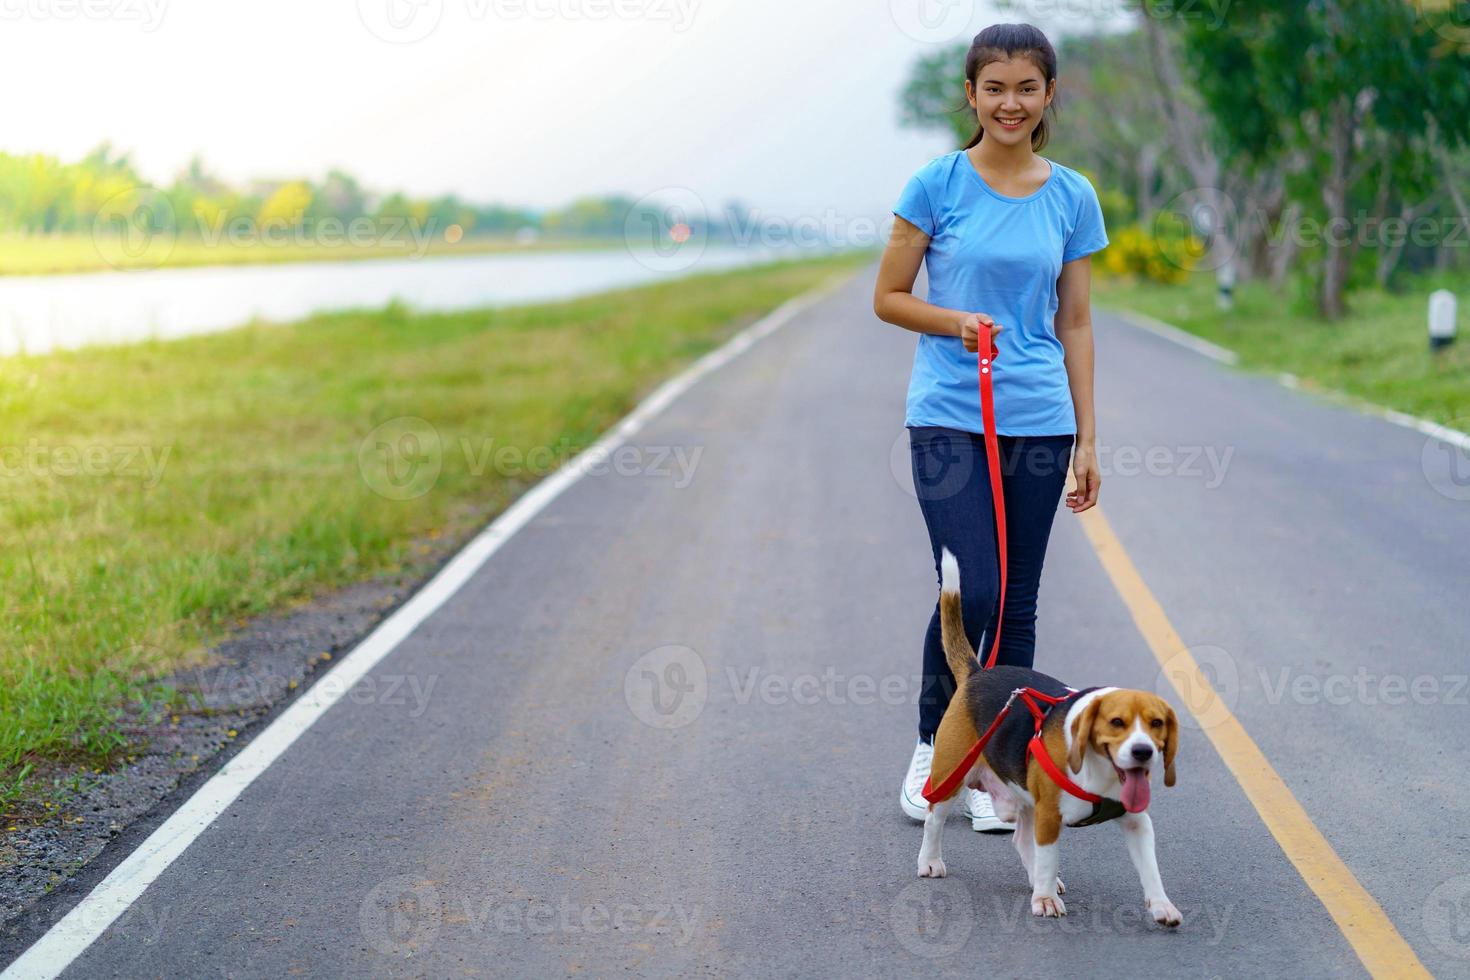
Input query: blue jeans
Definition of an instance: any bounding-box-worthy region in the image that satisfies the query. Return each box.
[909,425,1075,741]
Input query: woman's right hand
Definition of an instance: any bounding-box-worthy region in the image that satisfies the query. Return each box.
[956,312,1003,353]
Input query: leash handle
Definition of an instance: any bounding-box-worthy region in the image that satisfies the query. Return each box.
[979,324,1007,670]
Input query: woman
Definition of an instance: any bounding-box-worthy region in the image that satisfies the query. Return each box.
[872,23,1108,832]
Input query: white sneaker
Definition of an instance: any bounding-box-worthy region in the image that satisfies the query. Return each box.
[899,739,933,821]
[961,788,1016,833]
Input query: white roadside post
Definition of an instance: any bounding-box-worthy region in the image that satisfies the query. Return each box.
[1216,257,1236,311]
[1429,289,1457,352]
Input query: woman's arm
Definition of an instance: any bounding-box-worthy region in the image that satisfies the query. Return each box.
[1055,253,1100,513]
[873,216,1003,351]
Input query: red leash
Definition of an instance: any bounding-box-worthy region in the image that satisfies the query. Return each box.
[977,326,1006,670]
[920,326,1102,807]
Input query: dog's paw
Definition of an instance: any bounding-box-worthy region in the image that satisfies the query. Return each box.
[917,858,947,878]
[1031,892,1066,918]
[1145,897,1182,927]
[1055,874,1066,895]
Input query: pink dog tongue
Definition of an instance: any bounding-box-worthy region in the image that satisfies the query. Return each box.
[1120,768,1151,812]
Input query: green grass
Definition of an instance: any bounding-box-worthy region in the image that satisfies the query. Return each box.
[1093,269,1470,426]
[0,250,873,807]
[0,232,628,276]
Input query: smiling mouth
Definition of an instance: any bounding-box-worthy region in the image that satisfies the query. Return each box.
[996,117,1026,128]
[1107,749,1152,813]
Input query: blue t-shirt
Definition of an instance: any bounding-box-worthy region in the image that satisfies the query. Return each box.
[891,149,1109,436]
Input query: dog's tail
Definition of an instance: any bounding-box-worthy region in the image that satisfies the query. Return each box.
[939,548,978,683]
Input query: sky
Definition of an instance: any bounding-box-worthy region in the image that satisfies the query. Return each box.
[0,0,1123,227]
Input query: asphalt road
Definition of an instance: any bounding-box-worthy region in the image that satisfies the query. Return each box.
[9,260,1470,977]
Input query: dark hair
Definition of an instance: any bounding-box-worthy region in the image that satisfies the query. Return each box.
[960,23,1058,152]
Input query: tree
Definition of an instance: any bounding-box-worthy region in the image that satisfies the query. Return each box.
[1178,0,1470,318]
[257,181,313,230]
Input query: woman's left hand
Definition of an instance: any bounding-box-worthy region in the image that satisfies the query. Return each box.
[1066,441,1100,513]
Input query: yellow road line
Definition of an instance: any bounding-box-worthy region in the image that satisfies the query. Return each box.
[1077,504,1429,978]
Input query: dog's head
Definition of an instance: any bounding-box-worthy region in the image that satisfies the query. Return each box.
[1067,689,1178,813]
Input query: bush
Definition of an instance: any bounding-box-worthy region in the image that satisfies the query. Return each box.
[1100,220,1200,284]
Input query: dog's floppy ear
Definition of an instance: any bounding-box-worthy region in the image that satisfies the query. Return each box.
[1068,698,1100,773]
[1162,704,1179,787]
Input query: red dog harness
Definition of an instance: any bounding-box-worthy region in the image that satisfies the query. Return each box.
[920,325,1104,811]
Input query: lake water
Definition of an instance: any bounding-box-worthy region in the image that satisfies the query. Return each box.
[0,243,829,356]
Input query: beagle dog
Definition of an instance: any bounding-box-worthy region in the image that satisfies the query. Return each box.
[916,548,1183,927]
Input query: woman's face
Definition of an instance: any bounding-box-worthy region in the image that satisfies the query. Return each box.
[965,56,1054,146]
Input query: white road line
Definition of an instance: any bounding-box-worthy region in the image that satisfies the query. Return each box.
[1,273,850,980]
[1102,306,1240,364]
[1106,306,1470,451]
